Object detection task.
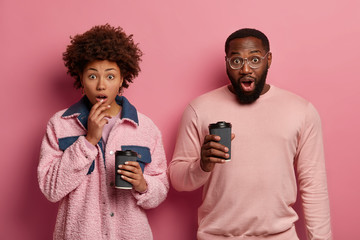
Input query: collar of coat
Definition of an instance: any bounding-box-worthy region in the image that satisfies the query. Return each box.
[61,95,139,129]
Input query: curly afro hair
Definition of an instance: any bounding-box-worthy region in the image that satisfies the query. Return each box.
[63,24,143,89]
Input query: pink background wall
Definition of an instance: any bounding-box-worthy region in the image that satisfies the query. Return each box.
[1,0,359,239]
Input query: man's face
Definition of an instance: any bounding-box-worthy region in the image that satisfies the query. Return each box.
[226,37,272,104]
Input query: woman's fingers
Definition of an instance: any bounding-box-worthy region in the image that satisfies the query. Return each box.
[89,100,111,118]
[86,100,112,145]
[118,161,142,178]
[117,161,147,192]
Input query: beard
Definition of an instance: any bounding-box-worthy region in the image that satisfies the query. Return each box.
[227,67,268,104]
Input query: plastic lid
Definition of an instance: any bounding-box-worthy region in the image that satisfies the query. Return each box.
[115,150,138,157]
[209,121,232,129]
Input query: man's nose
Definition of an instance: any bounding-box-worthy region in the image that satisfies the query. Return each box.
[240,60,252,74]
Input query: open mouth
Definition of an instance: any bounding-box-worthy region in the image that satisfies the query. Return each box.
[96,95,108,102]
[240,78,255,92]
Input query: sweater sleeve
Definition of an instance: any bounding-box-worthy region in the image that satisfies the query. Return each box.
[295,103,332,240]
[132,127,169,209]
[37,117,98,203]
[168,104,211,192]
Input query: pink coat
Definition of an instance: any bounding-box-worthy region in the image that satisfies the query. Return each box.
[38,96,169,240]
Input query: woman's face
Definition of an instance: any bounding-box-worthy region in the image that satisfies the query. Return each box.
[81,60,123,109]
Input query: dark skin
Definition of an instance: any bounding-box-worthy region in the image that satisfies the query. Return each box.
[227,37,272,97]
[200,37,271,172]
[200,134,236,172]
[86,100,147,192]
[82,60,147,192]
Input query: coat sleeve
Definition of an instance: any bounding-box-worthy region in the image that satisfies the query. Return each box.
[295,103,332,240]
[131,126,169,209]
[38,115,98,202]
[168,104,211,192]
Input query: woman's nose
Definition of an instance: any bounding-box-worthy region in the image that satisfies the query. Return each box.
[96,78,106,90]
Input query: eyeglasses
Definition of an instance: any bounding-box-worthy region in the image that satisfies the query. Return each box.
[226,52,270,69]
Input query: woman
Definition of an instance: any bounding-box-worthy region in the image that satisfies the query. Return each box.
[38,24,169,240]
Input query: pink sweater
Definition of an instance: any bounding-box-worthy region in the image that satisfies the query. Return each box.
[38,96,169,240]
[169,85,331,240]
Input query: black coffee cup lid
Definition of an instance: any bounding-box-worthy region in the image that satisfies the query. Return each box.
[209,121,232,129]
[115,150,138,157]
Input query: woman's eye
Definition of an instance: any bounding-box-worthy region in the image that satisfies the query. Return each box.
[89,74,97,80]
[108,75,115,80]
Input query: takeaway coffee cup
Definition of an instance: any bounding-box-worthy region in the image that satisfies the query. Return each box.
[115,150,138,189]
[208,121,232,160]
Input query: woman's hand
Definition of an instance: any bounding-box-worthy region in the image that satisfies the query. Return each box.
[118,161,147,193]
[85,100,111,145]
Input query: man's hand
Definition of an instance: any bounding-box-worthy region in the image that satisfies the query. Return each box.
[200,133,235,172]
[118,161,147,193]
[85,100,111,145]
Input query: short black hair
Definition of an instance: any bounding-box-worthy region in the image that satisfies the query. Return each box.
[225,28,270,54]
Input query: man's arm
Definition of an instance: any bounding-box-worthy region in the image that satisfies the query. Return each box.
[168,105,211,191]
[295,103,332,240]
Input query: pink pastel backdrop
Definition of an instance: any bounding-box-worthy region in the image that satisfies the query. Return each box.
[1,0,359,239]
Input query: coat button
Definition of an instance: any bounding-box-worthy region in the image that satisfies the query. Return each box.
[110,212,114,217]
[109,150,114,155]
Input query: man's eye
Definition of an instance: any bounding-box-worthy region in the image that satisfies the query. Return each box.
[108,75,115,80]
[233,58,242,64]
[89,74,97,79]
[251,57,260,63]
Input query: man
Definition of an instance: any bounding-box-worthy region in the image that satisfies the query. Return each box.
[169,28,332,239]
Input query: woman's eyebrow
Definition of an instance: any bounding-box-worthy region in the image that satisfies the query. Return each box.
[105,68,117,71]
[86,68,118,71]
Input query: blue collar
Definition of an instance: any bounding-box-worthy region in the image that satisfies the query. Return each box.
[62,96,139,129]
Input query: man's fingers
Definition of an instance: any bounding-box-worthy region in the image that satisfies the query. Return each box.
[206,156,226,163]
[205,147,229,159]
[204,134,221,144]
[204,133,235,142]
[201,133,232,172]
[203,140,228,152]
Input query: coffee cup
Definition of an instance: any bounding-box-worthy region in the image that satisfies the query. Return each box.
[115,150,138,189]
[208,121,232,160]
